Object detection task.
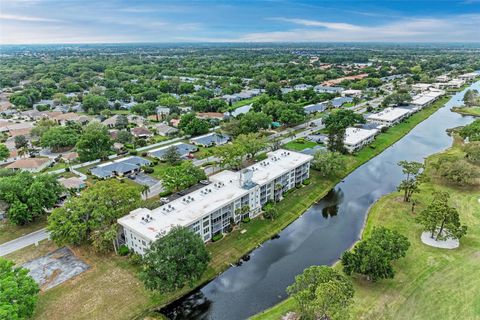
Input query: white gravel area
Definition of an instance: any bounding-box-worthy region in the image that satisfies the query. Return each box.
[421,231,459,249]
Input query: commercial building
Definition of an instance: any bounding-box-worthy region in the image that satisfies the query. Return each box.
[118,149,313,254]
[367,107,412,127]
[343,127,378,153]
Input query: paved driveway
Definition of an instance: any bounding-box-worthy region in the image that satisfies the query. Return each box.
[131,172,159,187]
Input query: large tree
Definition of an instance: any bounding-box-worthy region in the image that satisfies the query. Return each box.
[162,146,182,165]
[286,266,354,320]
[0,144,9,161]
[47,180,140,252]
[0,258,39,319]
[397,160,424,202]
[341,227,410,281]
[76,122,113,161]
[160,161,206,193]
[0,172,63,225]
[311,150,346,177]
[140,226,210,292]
[82,94,108,113]
[417,191,467,241]
[235,132,267,160]
[40,126,79,152]
[179,113,210,136]
[324,110,364,153]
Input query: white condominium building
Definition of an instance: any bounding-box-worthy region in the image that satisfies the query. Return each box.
[367,107,412,127]
[410,89,445,109]
[343,127,379,153]
[118,149,313,255]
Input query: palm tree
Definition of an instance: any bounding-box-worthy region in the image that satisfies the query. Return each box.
[141,185,150,199]
[18,146,29,158]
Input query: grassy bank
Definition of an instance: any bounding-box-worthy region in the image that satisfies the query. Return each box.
[253,140,480,320]
[7,94,450,320]
[452,106,480,117]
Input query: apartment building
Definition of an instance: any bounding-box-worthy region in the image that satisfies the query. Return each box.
[118,149,313,254]
[343,127,379,153]
[367,107,412,127]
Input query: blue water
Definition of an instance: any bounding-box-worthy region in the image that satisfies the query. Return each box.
[161,82,479,320]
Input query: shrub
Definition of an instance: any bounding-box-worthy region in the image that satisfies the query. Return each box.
[141,152,148,157]
[212,233,224,242]
[159,190,172,197]
[65,167,70,172]
[143,167,154,174]
[302,178,311,185]
[129,253,143,265]
[118,245,130,256]
[125,143,134,149]
[242,217,251,223]
[380,126,389,133]
[129,150,138,155]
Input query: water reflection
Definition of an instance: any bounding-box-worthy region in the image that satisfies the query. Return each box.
[159,82,479,320]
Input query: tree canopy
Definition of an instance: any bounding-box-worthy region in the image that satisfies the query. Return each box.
[0,258,39,320]
[341,227,410,281]
[0,172,63,225]
[76,122,113,161]
[140,226,210,292]
[417,191,467,241]
[286,265,354,320]
[47,179,140,252]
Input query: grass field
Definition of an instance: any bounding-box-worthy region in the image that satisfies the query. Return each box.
[452,106,480,117]
[283,139,319,151]
[0,215,48,244]
[253,141,480,320]
[5,95,453,320]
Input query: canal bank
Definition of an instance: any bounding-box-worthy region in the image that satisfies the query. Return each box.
[153,82,479,320]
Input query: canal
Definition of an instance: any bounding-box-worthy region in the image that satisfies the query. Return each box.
[160,81,479,320]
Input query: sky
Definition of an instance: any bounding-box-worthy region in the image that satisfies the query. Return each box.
[1,0,480,44]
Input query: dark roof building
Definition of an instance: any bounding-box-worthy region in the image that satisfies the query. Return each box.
[190,132,230,147]
[148,142,198,159]
[90,156,151,178]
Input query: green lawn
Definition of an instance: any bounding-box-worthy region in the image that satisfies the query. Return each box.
[12,94,455,320]
[0,215,48,244]
[283,139,319,151]
[253,140,480,320]
[452,106,480,117]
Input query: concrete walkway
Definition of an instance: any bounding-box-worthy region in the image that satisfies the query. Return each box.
[0,228,49,257]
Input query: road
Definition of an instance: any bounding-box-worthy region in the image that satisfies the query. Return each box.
[0,228,49,257]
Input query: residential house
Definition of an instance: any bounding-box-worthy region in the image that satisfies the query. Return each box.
[154,123,179,137]
[190,132,230,147]
[6,157,53,172]
[148,142,198,160]
[131,127,153,139]
[90,156,151,179]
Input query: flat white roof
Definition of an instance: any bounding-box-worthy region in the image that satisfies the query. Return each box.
[344,127,378,146]
[411,89,445,106]
[367,107,411,122]
[118,149,313,240]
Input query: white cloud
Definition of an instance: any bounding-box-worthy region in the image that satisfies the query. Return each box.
[0,13,62,22]
[228,15,480,42]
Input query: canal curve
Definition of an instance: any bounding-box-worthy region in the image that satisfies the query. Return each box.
[160,81,479,320]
